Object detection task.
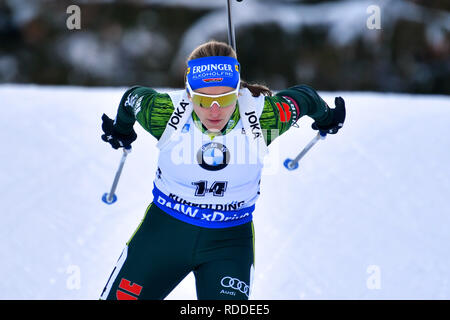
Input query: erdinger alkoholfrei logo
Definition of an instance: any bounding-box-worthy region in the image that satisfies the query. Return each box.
[197,142,230,171]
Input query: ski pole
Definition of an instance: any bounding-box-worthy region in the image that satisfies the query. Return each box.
[226,0,237,52]
[102,147,131,204]
[283,131,327,171]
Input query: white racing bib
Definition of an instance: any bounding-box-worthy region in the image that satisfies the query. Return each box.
[153,88,267,228]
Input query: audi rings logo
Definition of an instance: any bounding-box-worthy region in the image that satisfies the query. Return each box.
[220,276,249,297]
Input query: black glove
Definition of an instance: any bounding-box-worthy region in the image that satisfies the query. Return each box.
[101,113,137,149]
[312,96,346,134]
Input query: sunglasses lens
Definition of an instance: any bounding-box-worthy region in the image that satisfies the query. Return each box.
[191,92,238,108]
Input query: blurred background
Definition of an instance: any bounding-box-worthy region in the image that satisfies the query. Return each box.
[0,0,449,93]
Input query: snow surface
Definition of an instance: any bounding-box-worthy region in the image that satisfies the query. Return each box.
[1,84,449,300]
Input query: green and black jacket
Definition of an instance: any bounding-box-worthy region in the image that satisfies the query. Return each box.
[113,84,334,145]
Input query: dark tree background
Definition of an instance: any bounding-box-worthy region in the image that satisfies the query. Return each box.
[0,0,448,94]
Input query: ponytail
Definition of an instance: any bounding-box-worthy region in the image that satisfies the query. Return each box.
[240,80,272,97]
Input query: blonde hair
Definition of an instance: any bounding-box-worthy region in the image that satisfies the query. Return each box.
[186,40,272,97]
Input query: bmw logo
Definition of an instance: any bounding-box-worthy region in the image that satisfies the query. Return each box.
[197,142,230,171]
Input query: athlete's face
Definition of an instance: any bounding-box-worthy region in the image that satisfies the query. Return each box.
[190,86,237,132]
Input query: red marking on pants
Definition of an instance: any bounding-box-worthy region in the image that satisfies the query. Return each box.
[116,278,143,300]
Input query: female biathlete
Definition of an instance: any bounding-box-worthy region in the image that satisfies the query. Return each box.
[99,40,345,300]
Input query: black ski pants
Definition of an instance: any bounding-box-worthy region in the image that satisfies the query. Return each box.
[100,203,255,300]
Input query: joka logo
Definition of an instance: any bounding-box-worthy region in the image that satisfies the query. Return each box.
[168,100,190,130]
[197,142,230,171]
[244,111,262,139]
[116,278,143,300]
[275,102,292,123]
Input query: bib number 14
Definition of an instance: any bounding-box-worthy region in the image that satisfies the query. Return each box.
[192,181,228,197]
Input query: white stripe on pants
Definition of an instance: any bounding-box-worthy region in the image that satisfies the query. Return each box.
[100,246,128,300]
